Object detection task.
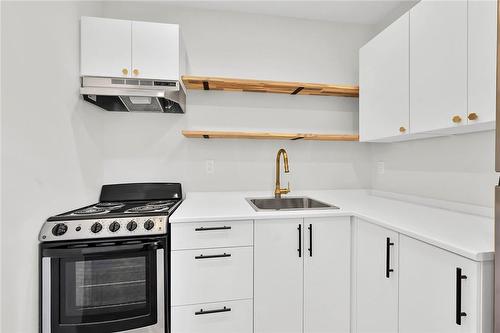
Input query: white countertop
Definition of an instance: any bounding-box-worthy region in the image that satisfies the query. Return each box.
[170,189,494,262]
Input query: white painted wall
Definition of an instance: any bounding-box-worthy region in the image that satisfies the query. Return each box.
[1,2,105,332]
[97,2,373,193]
[370,131,497,208]
[1,2,373,332]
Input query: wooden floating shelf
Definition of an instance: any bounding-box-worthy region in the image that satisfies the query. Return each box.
[182,130,359,142]
[181,75,359,97]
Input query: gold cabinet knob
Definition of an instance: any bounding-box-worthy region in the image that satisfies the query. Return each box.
[122,68,129,75]
[133,69,140,76]
[399,126,406,133]
[468,112,478,121]
[452,115,462,123]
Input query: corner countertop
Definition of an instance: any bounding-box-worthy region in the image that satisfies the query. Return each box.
[169,189,494,262]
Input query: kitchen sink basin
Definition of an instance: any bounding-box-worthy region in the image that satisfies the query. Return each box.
[246,196,339,211]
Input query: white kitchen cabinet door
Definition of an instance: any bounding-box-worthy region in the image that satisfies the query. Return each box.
[355,220,399,333]
[304,217,351,333]
[399,235,479,333]
[254,219,303,333]
[468,0,497,124]
[409,0,468,132]
[132,21,179,80]
[80,17,132,78]
[359,12,409,141]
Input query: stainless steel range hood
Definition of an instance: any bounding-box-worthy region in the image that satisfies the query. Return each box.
[80,76,186,113]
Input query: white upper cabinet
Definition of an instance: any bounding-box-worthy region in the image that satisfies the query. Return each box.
[131,21,179,80]
[80,17,132,78]
[355,220,399,333]
[81,17,179,80]
[359,12,409,141]
[409,0,468,133]
[468,0,497,124]
[359,0,496,141]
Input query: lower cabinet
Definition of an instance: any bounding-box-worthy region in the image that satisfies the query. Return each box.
[355,220,493,333]
[399,235,492,333]
[355,220,399,333]
[171,218,493,333]
[254,217,351,333]
[171,299,253,333]
[170,220,254,333]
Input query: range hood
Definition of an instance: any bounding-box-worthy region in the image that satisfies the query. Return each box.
[80,77,186,113]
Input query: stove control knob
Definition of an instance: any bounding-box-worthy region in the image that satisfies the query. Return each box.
[144,219,155,231]
[127,221,137,231]
[52,223,68,236]
[109,221,121,232]
[90,222,102,233]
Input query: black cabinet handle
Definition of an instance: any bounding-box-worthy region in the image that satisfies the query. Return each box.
[298,224,302,257]
[195,226,231,231]
[308,224,313,257]
[195,306,231,315]
[456,267,467,325]
[386,237,395,278]
[195,253,231,260]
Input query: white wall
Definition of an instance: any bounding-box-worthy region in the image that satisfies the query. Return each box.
[96,2,373,193]
[1,2,105,332]
[1,2,373,332]
[370,131,497,208]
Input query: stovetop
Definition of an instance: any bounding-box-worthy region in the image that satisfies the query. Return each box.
[39,182,182,242]
[47,199,180,221]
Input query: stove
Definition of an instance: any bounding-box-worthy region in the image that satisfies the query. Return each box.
[38,182,182,242]
[39,183,178,333]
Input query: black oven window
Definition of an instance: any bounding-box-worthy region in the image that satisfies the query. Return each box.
[74,257,146,312]
[58,251,156,325]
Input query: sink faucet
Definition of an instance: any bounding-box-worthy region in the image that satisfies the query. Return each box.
[274,148,290,198]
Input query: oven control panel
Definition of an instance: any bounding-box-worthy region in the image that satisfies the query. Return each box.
[38,216,167,242]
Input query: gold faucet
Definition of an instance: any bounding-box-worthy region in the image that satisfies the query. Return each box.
[274,148,290,198]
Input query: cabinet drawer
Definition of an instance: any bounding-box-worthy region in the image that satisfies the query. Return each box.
[170,220,253,250]
[171,246,253,306]
[171,299,253,333]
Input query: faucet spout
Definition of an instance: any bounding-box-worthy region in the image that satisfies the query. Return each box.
[275,148,291,198]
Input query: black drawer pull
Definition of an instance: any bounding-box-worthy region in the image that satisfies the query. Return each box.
[195,306,231,315]
[386,237,395,278]
[456,267,467,325]
[308,224,313,257]
[195,253,231,260]
[195,226,232,231]
[298,224,302,257]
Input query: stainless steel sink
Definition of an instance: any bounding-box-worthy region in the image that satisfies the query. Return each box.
[246,196,339,211]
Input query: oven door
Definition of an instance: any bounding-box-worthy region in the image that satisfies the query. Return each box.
[41,238,165,333]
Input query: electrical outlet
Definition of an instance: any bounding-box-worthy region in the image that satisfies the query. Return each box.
[376,161,385,175]
[205,160,215,174]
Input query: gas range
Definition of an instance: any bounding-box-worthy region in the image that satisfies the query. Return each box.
[39,182,182,242]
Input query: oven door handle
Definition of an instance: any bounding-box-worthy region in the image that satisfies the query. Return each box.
[42,241,162,258]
